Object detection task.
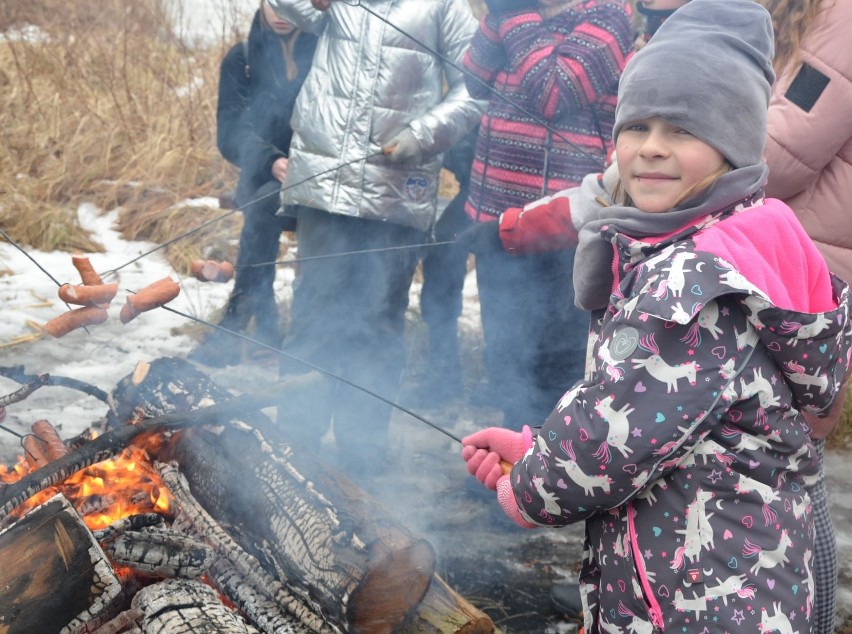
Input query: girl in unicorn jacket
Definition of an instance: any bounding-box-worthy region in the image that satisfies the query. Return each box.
[460,0,852,631]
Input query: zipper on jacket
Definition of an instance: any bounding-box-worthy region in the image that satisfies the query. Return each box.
[627,501,665,630]
[610,244,621,295]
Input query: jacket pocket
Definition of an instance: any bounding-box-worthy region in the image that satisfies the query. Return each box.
[627,502,665,631]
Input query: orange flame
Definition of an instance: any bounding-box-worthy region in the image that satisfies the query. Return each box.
[0,432,174,530]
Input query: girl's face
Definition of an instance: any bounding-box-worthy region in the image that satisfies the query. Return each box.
[637,0,690,11]
[616,116,726,213]
[262,1,296,35]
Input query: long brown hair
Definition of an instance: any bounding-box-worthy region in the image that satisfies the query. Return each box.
[259,0,301,81]
[756,0,828,74]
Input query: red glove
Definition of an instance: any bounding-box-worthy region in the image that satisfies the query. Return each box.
[497,475,536,528]
[461,425,533,490]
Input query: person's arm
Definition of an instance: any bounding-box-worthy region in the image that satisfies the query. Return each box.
[498,168,614,253]
[216,43,252,168]
[497,2,632,121]
[764,55,852,199]
[404,0,486,156]
[511,293,755,526]
[462,13,507,99]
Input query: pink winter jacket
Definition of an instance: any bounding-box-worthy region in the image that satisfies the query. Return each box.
[763,0,852,436]
[764,0,852,284]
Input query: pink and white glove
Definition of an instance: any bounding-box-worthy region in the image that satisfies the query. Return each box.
[497,475,536,529]
[461,425,534,490]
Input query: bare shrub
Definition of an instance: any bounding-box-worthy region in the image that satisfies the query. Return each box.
[0,0,239,265]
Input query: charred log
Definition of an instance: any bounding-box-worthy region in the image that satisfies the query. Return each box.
[131,578,260,633]
[0,494,122,634]
[159,462,320,634]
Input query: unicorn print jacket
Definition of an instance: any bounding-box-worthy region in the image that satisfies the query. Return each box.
[511,197,851,633]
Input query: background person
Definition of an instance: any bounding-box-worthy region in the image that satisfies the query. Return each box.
[267,0,483,480]
[189,0,317,367]
[759,0,852,629]
[456,0,633,430]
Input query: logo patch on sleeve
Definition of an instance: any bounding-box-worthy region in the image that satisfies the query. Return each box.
[785,63,830,113]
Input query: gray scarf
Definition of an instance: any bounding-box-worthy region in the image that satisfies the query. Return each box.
[571,163,769,310]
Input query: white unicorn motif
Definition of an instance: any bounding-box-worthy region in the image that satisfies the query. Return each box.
[695,301,724,338]
[677,438,734,469]
[718,358,740,402]
[791,495,810,520]
[783,360,829,394]
[719,269,763,294]
[740,367,781,409]
[780,313,832,342]
[704,574,755,605]
[742,529,793,575]
[535,434,551,459]
[734,324,759,350]
[672,588,707,621]
[659,251,697,298]
[632,333,698,393]
[593,395,635,461]
[721,423,781,453]
[734,473,781,525]
[554,440,613,496]
[532,476,561,516]
[557,383,585,411]
[617,601,655,634]
[742,294,772,328]
[759,602,799,634]
[803,548,814,619]
[598,337,625,382]
[670,488,715,570]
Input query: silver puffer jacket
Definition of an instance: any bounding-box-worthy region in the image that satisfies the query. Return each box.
[268,0,484,231]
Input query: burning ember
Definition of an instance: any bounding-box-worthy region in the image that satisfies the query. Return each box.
[0,429,173,530]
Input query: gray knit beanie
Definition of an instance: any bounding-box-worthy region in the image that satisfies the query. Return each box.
[613,0,775,168]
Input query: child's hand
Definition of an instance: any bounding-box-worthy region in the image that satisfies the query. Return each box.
[461,446,504,489]
[461,425,533,463]
[497,475,536,528]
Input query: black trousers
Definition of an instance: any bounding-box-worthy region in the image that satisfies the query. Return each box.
[224,179,295,334]
[475,247,589,428]
[277,206,425,465]
[419,190,472,375]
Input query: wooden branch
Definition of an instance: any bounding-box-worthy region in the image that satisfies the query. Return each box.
[0,365,109,404]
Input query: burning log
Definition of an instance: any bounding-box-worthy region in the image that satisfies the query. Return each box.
[114,358,435,633]
[0,358,494,634]
[160,462,321,633]
[0,494,122,634]
[115,357,492,634]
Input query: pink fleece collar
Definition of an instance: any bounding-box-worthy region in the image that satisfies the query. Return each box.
[692,199,836,313]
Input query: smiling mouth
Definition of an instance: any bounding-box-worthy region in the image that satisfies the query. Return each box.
[635,174,678,181]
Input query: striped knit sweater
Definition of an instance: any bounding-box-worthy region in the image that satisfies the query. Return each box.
[463,0,633,221]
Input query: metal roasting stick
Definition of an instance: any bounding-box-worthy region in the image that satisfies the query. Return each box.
[161,306,514,474]
[100,150,387,280]
[158,304,465,444]
[0,228,93,335]
[237,240,457,270]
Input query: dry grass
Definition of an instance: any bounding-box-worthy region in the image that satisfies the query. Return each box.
[0,0,240,267]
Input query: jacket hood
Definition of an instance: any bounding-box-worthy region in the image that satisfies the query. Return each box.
[609,198,850,415]
[739,275,849,415]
